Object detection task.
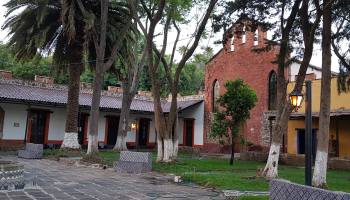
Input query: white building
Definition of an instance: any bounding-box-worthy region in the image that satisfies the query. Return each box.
[0,74,204,149]
[288,60,338,82]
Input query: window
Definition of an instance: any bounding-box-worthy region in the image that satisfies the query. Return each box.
[242,25,246,43]
[0,106,4,138]
[254,29,258,46]
[212,80,220,112]
[230,35,235,51]
[268,71,277,110]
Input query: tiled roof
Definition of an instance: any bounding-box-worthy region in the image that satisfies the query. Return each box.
[0,79,202,113]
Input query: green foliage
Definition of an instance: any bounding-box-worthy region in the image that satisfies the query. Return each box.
[211,79,257,139]
[0,43,69,83]
[179,63,204,96]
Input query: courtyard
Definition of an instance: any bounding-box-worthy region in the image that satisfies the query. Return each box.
[0,156,224,200]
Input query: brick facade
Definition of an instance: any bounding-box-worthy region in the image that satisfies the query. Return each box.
[204,20,279,153]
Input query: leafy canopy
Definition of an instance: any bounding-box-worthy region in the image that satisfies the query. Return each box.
[211,79,257,139]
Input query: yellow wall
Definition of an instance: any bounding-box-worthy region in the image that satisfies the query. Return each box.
[287,119,319,155]
[287,78,350,159]
[287,78,350,113]
[338,117,350,159]
[287,117,350,159]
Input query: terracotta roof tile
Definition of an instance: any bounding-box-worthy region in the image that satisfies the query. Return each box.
[0,80,202,113]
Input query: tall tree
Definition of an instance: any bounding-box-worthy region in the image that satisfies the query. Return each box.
[332,0,350,93]
[76,0,133,155]
[113,21,146,151]
[61,0,85,149]
[263,0,323,178]
[3,0,85,149]
[312,0,332,188]
[138,0,218,162]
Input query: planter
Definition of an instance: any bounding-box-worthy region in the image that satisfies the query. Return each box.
[0,160,25,190]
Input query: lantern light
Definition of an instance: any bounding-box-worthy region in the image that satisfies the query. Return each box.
[289,90,303,111]
[131,122,137,129]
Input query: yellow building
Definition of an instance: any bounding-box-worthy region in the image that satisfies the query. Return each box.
[287,78,350,159]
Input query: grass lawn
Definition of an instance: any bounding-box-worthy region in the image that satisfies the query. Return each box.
[44,149,350,195]
[97,151,350,193]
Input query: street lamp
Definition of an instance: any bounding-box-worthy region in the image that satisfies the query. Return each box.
[289,91,303,111]
[289,80,313,186]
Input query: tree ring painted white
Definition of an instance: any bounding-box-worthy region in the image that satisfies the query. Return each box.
[61,132,80,149]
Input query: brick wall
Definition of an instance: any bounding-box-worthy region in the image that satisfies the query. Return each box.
[203,20,280,153]
[34,75,54,84]
[0,70,13,79]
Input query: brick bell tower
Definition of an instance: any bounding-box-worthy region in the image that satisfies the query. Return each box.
[203,18,280,153]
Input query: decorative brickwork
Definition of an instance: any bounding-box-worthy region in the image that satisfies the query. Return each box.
[0,161,25,190]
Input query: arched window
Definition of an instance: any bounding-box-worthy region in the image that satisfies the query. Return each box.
[268,71,277,110]
[0,106,4,139]
[254,29,259,46]
[230,35,235,52]
[242,25,246,43]
[212,80,220,112]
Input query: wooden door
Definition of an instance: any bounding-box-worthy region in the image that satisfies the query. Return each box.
[138,118,150,147]
[184,119,194,147]
[107,116,119,146]
[29,111,47,144]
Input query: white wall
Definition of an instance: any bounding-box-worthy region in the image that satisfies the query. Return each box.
[46,107,66,141]
[289,62,322,81]
[178,102,204,146]
[0,102,202,146]
[177,119,184,144]
[0,103,27,140]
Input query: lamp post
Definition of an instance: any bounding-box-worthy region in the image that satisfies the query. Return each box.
[289,80,312,186]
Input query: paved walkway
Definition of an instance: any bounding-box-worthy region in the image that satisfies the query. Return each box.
[0,157,224,200]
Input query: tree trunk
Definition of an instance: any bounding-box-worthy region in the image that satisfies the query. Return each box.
[156,134,163,162]
[61,40,83,149]
[312,0,332,187]
[263,0,322,177]
[172,113,179,159]
[87,68,104,155]
[263,104,289,178]
[230,133,235,165]
[114,82,132,151]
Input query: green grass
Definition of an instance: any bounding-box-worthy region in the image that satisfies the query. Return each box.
[46,149,349,193]
[98,151,350,193]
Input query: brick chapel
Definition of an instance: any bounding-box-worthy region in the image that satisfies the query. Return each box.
[203,19,280,153]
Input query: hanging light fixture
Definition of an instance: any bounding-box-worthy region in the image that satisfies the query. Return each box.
[289,90,303,111]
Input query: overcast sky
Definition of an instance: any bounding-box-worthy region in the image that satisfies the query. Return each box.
[0,2,341,72]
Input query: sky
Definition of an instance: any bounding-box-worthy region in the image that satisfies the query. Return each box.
[0,2,342,72]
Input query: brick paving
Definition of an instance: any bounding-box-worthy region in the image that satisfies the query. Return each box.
[0,157,224,200]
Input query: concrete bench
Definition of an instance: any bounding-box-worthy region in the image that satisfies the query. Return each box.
[18,143,43,159]
[270,179,350,200]
[114,151,152,173]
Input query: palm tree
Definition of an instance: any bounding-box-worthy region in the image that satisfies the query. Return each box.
[3,0,85,148]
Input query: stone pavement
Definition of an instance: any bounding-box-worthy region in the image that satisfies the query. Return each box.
[0,157,224,200]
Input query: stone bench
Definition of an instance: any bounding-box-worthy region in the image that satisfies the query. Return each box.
[270,179,350,200]
[18,143,43,159]
[114,151,152,173]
